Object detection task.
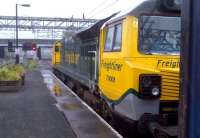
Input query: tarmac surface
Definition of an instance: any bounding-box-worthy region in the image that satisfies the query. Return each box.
[0,70,76,138]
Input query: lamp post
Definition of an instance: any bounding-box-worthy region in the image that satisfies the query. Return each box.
[15,4,30,64]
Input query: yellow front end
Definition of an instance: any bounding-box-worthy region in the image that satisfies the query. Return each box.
[52,41,62,65]
[99,15,180,104]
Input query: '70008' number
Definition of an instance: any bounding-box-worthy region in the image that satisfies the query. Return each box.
[106,75,115,82]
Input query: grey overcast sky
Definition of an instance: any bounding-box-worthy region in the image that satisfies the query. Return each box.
[0,0,145,39]
[0,0,144,18]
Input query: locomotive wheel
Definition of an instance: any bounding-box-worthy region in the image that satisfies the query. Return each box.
[138,113,156,138]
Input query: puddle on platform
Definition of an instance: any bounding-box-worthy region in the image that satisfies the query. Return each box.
[55,102,82,112]
[41,70,59,92]
[61,102,82,110]
[59,96,76,102]
[41,70,121,138]
[41,70,75,98]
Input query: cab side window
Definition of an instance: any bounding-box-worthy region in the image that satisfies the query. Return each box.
[55,46,59,52]
[104,24,122,52]
[113,24,122,51]
[104,27,114,51]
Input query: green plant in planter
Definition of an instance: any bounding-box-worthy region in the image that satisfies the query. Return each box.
[0,67,21,81]
[7,64,26,76]
[24,60,38,71]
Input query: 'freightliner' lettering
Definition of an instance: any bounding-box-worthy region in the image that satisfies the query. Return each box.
[101,60,123,71]
[157,60,180,68]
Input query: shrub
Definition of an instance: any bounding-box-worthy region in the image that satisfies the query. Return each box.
[0,66,21,81]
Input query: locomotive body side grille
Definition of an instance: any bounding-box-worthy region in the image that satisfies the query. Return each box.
[160,70,179,101]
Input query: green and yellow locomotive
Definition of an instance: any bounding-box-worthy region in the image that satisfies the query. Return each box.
[52,0,181,136]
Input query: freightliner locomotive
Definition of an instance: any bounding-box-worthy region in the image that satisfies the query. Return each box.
[52,0,181,137]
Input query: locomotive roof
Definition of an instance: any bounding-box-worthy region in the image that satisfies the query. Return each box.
[104,0,180,25]
[104,0,156,24]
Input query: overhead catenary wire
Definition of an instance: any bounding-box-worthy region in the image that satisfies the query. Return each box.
[87,0,119,19]
[61,0,120,32]
[86,0,109,17]
[78,0,119,28]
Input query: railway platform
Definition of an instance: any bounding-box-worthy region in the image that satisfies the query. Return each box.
[0,61,121,138]
[41,69,121,138]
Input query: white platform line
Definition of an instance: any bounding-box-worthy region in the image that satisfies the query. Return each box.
[50,72,123,138]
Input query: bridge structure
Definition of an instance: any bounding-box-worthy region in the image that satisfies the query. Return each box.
[0,39,55,48]
[0,16,98,39]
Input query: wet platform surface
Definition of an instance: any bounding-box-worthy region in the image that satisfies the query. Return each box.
[41,70,121,138]
[0,70,76,138]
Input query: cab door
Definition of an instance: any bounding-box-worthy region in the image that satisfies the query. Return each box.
[99,22,124,100]
[52,42,61,65]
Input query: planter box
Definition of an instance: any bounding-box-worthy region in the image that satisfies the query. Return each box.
[0,79,22,92]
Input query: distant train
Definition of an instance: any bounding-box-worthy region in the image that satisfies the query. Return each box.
[52,0,180,137]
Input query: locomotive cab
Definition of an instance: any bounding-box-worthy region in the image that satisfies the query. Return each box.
[52,41,62,65]
[99,0,180,136]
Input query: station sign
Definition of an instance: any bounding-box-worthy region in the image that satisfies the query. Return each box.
[8,41,15,52]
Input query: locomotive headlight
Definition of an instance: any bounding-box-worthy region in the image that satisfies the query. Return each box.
[139,75,161,99]
[152,87,160,96]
